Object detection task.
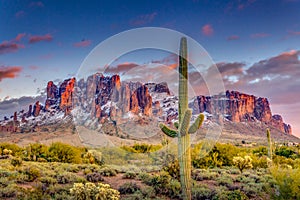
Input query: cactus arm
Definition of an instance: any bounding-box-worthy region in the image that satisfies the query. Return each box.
[188,113,205,134]
[179,109,192,136]
[174,121,179,129]
[159,123,178,138]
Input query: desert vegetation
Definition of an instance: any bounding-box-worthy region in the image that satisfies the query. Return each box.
[0,140,299,199]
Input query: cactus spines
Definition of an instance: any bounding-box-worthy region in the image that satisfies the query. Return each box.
[266,128,272,161]
[159,37,204,200]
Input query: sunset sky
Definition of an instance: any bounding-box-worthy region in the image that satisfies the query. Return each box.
[1,0,300,137]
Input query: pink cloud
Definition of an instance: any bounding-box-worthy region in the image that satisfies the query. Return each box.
[29,65,39,70]
[104,62,139,75]
[29,1,44,8]
[288,30,300,35]
[0,41,24,54]
[202,24,214,36]
[29,34,53,44]
[130,12,157,26]
[73,40,91,47]
[251,33,270,38]
[227,35,240,41]
[0,66,23,81]
[15,11,25,18]
[14,33,26,42]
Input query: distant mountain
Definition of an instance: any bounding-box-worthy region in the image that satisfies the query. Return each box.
[0,73,298,144]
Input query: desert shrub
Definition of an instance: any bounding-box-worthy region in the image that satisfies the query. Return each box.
[252,146,268,157]
[122,143,163,153]
[137,172,152,184]
[39,176,57,185]
[47,183,73,198]
[162,158,180,180]
[0,143,23,156]
[56,172,79,184]
[166,179,181,198]
[24,143,48,161]
[215,188,248,200]
[0,183,19,198]
[192,169,219,181]
[99,167,117,176]
[270,166,300,199]
[148,171,171,194]
[233,156,253,173]
[273,155,295,167]
[192,142,240,168]
[47,142,82,163]
[70,182,120,200]
[216,175,234,187]
[11,156,23,167]
[192,184,215,200]
[228,168,240,175]
[86,172,104,182]
[118,182,140,194]
[251,155,270,169]
[122,171,137,179]
[275,146,297,158]
[83,150,104,165]
[23,166,41,182]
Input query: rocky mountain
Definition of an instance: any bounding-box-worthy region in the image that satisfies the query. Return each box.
[190,90,292,135]
[0,73,295,141]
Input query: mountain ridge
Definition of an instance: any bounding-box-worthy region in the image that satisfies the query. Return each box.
[0,73,297,144]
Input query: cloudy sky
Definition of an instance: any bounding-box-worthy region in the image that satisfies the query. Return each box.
[1,0,300,137]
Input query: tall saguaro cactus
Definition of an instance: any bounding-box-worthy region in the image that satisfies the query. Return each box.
[159,37,205,200]
[266,129,272,161]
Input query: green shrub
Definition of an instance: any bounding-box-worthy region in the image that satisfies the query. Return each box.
[99,167,117,177]
[122,171,137,179]
[251,155,270,169]
[47,142,82,163]
[39,176,57,185]
[137,172,152,184]
[270,166,300,199]
[215,189,248,200]
[122,143,162,153]
[24,166,41,182]
[56,172,79,184]
[83,150,104,165]
[163,158,180,180]
[11,156,23,167]
[118,182,140,194]
[192,169,218,181]
[0,183,19,198]
[192,184,215,200]
[86,172,104,182]
[275,146,297,158]
[233,156,253,173]
[0,143,23,156]
[70,182,120,200]
[24,143,48,161]
[216,175,234,187]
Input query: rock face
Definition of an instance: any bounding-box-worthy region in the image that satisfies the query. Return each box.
[45,81,59,110]
[33,101,42,117]
[75,73,153,120]
[59,78,76,115]
[190,90,292,134]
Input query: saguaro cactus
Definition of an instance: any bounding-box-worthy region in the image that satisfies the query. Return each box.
[159,37,204,200]
[266,129,272,161]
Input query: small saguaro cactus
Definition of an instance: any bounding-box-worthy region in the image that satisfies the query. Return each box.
[159,37,205,200]
[266,128,272,161]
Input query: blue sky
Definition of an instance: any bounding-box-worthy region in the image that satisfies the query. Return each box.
[1,0,300,136]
